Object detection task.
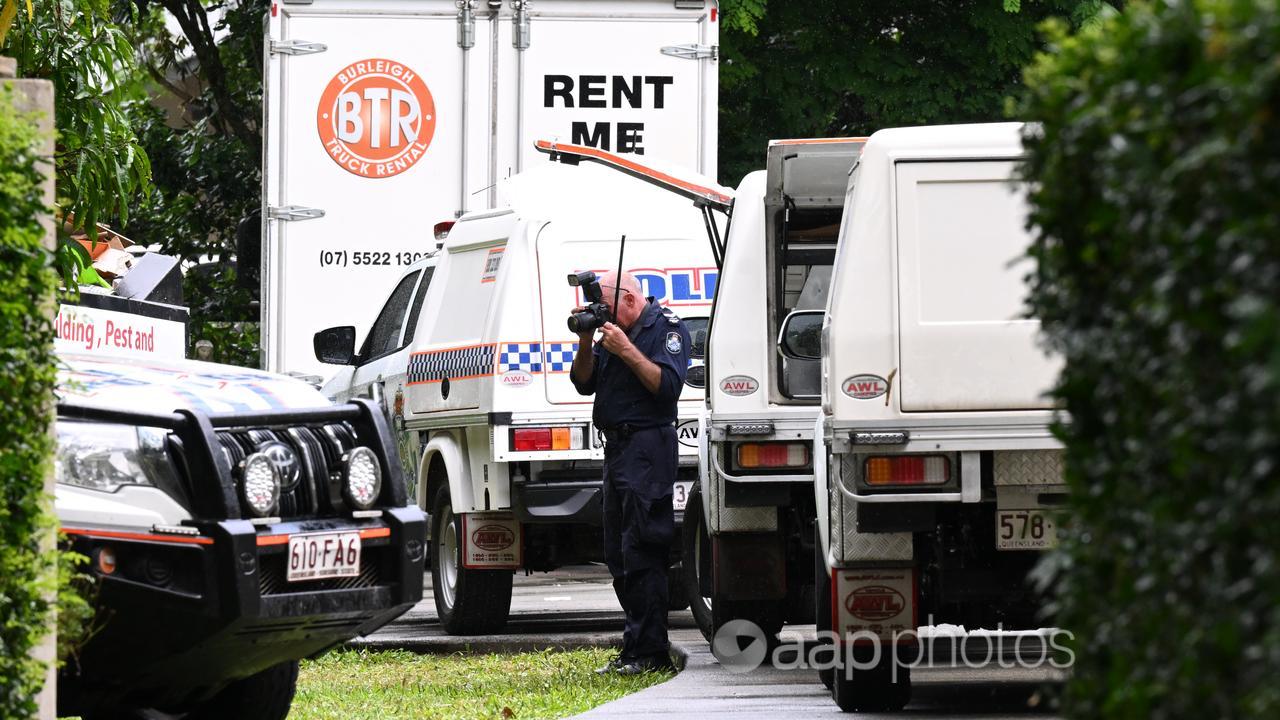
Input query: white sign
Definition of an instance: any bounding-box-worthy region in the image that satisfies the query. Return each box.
[55,303,185,361]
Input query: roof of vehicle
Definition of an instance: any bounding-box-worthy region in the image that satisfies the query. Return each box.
[57,352,331,414]
[859,122,1027,164]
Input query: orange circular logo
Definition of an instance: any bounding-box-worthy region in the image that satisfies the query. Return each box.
[316,58,436,179]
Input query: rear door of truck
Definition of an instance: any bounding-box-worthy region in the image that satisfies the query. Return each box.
[502,1,719,182]
[894,160,1058,411]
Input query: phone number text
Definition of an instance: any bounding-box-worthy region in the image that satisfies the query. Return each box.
[319,250,432,268]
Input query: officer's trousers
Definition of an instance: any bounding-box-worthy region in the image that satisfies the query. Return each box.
[602,425,677,662]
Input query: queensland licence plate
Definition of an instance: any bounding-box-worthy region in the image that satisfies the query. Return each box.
[673,482,693,511]
[287,531,361,581]
[996,509,1058,550]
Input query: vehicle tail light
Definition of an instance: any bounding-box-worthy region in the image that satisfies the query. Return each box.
[434,220,455,240]
[736,442,810,469]
[864,455,950,486]
[511,426,585,452]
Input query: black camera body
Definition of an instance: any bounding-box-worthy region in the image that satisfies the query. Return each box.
[567,271,612,334]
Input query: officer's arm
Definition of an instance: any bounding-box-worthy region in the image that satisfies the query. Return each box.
[616,345,664,396]
[570,336,598,395]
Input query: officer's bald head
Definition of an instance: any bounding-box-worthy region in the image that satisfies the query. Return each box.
[599,271,646,330]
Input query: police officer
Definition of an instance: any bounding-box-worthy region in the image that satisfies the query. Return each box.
[571,270,691,674]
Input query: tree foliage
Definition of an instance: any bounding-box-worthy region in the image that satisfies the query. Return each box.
[1020,1,1280,716]
[0,84,58,720]
[115,0,265,366]
[2,0,151,284]
[717,0,1117,183]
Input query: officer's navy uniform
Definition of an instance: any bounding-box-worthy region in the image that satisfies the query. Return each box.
[573,297,691,668]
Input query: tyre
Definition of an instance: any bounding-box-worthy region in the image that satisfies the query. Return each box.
[667,564,691,612]
[815,527,834,691]
[680,486,714,638]
[185,660,299,720]
[830,657,911,713]
[684,485,786,642]
[431,482,513,635]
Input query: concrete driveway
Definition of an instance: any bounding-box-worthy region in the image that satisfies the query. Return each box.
[354,565,1063,717]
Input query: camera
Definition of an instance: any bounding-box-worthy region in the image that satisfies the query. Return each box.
[567,271,612,334]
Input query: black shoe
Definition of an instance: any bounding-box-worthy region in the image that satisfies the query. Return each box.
[615,655,676,676]
[595,655,626,675]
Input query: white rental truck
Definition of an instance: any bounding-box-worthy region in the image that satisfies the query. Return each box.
[790,123,1066,712]
[681,138,866,640]
[314,145,728,633]
[261,0,719,379]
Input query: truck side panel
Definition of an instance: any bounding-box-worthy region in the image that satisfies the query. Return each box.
[894,161,1059,412]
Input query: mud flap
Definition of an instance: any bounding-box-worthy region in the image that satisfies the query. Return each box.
[833,567,917,644]
[460,512,522,569]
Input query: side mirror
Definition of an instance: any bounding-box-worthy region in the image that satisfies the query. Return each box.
[314,326,357,365]
[778,310,824,361]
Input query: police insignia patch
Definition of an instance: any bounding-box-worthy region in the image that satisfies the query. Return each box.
[666,332,682,355]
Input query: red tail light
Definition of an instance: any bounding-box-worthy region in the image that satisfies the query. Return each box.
[510,426,586,451]
[864,455,950,486]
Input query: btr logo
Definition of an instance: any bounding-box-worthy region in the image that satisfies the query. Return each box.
[573,267,718,307]
[316,58,437,179]
[845,585,906,622]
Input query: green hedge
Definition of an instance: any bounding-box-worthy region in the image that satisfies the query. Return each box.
[1021,2,1280,717]
[0,84,57,717]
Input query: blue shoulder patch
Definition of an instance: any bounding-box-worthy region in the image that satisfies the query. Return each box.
[665,331,683,355]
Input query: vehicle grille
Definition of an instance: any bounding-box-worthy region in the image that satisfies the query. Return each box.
[257,550,381,595]
[216,422,358,518]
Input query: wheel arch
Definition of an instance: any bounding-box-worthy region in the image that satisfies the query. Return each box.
[419,430,475,513]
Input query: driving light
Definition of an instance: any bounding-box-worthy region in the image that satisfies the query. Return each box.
[240,452,281,517]
[343,447,382,510]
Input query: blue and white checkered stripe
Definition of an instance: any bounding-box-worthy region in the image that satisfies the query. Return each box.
[499,343,543,373]
[406,345,496,385]
[545,342,578,372]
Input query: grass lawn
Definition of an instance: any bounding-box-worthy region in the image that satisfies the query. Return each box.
[291,648,674,720]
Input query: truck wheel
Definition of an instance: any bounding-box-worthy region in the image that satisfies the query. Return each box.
[815,528,834,690]
[667,564,691,612]
[830,658,911,713]
[431,483,513,635]
[185,660,299,720]
[681,486,714,638]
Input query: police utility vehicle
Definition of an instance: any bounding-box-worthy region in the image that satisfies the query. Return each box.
[315,145,726,633]
[55,350,426,719]
[795,123,1066,712]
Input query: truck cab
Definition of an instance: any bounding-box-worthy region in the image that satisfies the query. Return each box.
[317,147,725,633]
[801,123,1065,712]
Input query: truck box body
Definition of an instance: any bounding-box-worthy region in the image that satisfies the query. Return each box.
[263,0,719,378]
[812,122,1065,712]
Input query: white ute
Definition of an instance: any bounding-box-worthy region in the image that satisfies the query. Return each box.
[795,123,1066,712]
[316,145,726,633]
[675,138,867,640]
